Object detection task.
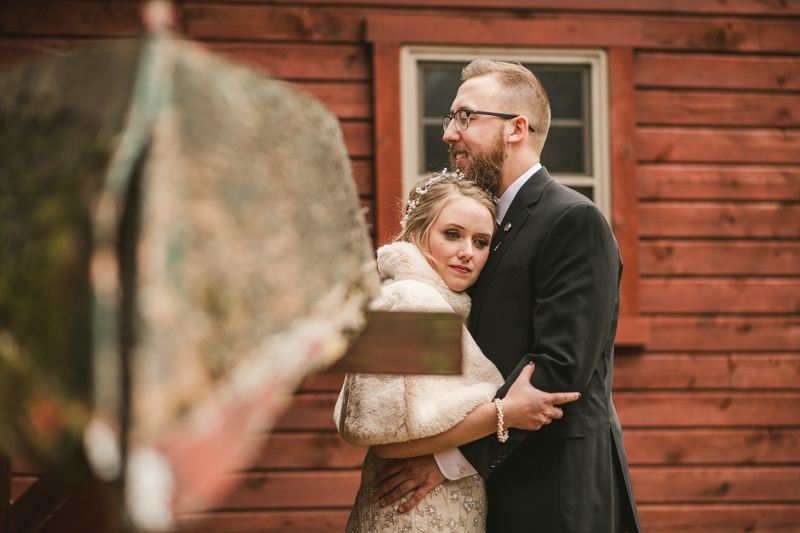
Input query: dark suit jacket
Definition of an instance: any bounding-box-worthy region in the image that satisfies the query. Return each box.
[459,168,641,533]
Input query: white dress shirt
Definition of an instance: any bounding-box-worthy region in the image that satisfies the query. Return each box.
[495,163,541,224]
[433,162,542,480]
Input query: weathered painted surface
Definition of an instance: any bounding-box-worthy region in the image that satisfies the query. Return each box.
[0,32,381,528]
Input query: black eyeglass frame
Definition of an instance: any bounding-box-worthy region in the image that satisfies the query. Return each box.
[443,109,535,133]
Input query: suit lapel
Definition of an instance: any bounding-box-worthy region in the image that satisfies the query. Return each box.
[469,168,554,332]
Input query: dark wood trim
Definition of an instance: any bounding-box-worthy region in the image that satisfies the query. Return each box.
[8,470,71,533]
[327,311,462,375]
[34,479,123,533]
[1,453,9,533]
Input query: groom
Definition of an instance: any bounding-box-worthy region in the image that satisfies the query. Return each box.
[372,60,641,532]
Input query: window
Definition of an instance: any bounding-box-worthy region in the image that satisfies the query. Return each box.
[400,47,610,220]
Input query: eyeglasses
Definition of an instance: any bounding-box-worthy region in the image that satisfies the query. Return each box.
[443,109,535,134]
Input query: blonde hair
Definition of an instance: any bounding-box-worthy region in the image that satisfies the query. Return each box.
[461,59,551,155]
[399,173,497,262]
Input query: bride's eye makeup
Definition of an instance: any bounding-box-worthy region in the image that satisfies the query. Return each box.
[444,230,460,239]
[474,238,489,248]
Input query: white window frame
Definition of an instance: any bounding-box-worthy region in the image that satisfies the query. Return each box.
[400,46,611,221]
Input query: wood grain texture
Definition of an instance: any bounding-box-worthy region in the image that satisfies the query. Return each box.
[616,353,800,390]
[292,82,371,120]
[637,164,800,201]
[646,317,800,352]
[329,312,462,375]
[0,38,124,68]
[273,393,338,430]
[637,90,800,127]
[639,278,800,314]
[640,17,800,53]
[638,127,800,164]
[203,42,369,81]
[730,355,800,389]
[625,428,800,465]
[172,0,800,17]
[259,427,800,468]
[372,41,403,245]
[183,4,363,42]
[214,466,800,508]
[636,53,800,91]
[340,122,372,158]
[639,203,800,238]
[277,390,800,430]
[366,13,643,47]
[630,466,800,503]
[0,1,144,37]
[219,471,360,509]
[614,391,800,427]
[297,373,345,393]
[367,13,798,53]
[351,160,373,197]
[252,432,365,470]
[640,241,800,275]
[609,48,641,318]
[637,504,800,533]
[179,510,350,533]
[614,353,729,390]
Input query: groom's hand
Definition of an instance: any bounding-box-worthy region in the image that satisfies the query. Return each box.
[371,454,445,513]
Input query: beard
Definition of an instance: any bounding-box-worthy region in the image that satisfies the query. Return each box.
[448,130,506,196]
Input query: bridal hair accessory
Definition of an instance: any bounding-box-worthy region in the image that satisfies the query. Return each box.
[494,398,509,443]
[399,168,465,229]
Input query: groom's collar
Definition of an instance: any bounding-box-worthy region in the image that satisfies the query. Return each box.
[496,163,542,224]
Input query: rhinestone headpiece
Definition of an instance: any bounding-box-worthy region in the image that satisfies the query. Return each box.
[399,168,466,230]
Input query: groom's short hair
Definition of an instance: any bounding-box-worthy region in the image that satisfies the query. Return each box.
[462,60,551,156]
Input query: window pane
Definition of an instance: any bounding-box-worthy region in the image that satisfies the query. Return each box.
[418,62,592,177]
[423,124,450,173]
[568,186,594,201]
[541,126,585,174]
[526,67,585,120]
[421,64,463,117]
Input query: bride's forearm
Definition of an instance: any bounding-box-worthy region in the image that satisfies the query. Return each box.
[373,403,498,459]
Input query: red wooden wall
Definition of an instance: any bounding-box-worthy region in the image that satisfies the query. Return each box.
[2,1,799,532]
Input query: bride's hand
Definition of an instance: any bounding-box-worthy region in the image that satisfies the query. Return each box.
[500,363,581,431]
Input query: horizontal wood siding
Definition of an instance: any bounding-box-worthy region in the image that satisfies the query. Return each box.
[632,13,800,530]
[1,2,798,532]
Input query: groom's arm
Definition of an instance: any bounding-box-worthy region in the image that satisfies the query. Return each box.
[460,202,620,478]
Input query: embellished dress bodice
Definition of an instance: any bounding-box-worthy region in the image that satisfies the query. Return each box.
[345,448,487,533]
[341,241,494,533]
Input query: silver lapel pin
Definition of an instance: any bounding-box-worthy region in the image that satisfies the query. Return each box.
[504,222,512,232]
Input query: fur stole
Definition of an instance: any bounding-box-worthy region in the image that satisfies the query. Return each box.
[334,241,504,446]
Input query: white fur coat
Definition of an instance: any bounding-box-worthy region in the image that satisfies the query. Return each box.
[334,241,504,446]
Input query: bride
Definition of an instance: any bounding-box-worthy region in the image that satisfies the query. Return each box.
[335,170,579,532]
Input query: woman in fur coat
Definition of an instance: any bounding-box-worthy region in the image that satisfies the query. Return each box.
[335,172,580,533]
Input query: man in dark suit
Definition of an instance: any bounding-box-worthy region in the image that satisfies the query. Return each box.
[373,59,640,532]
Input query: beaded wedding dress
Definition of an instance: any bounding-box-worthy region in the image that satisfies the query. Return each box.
[345,448,488,533]
[336,242,502,533]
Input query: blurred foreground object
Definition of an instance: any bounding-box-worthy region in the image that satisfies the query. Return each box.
[0,29,381,530]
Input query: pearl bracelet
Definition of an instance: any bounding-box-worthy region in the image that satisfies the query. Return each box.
[494,398,509,443]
